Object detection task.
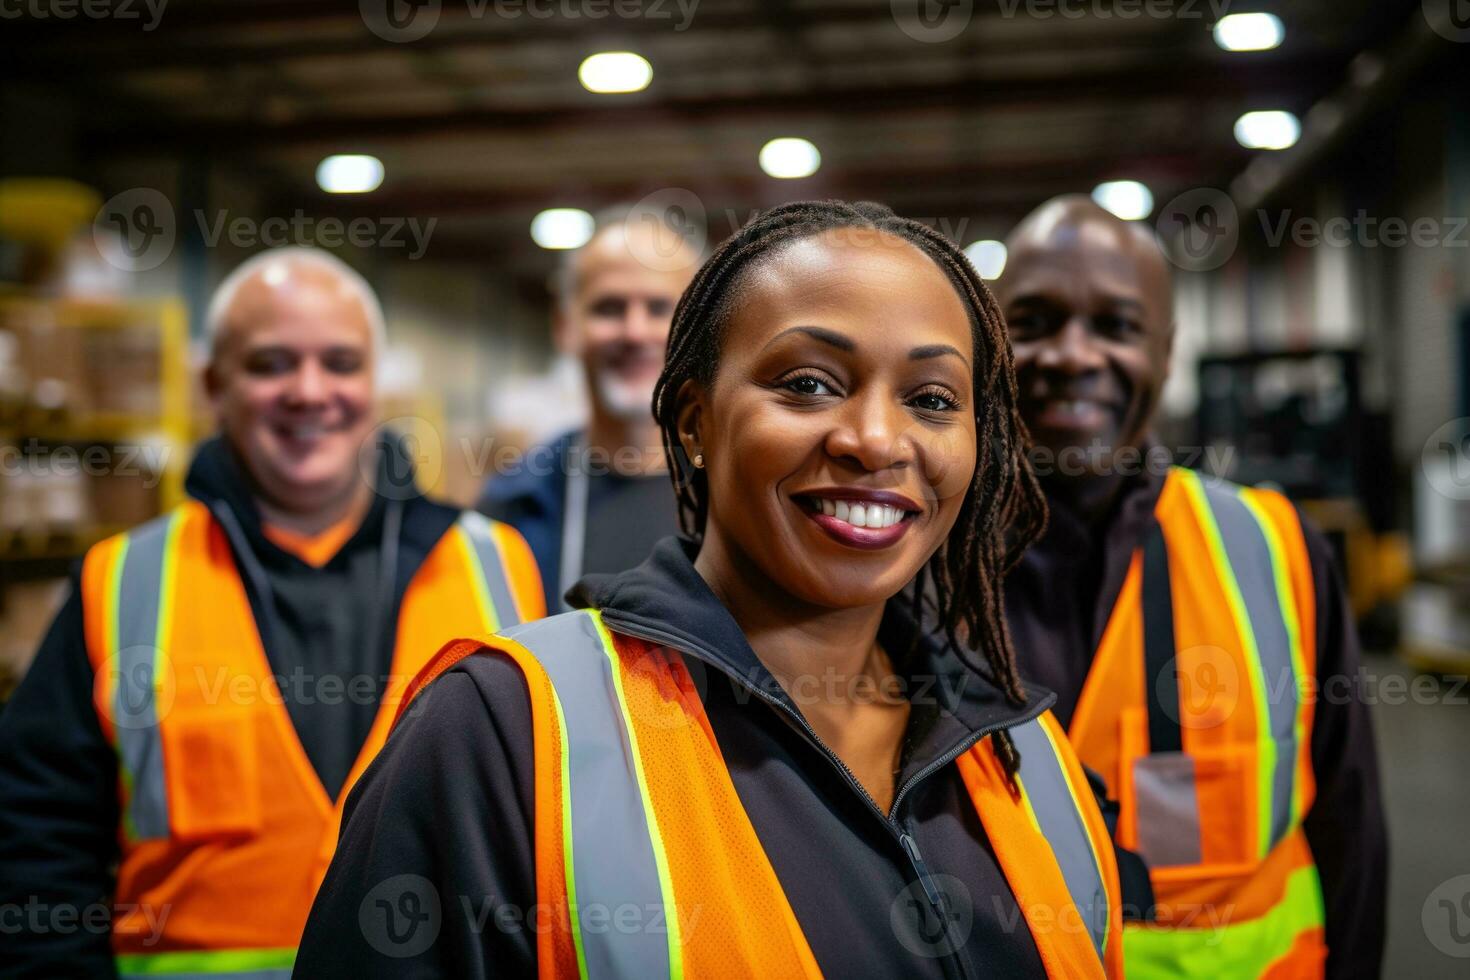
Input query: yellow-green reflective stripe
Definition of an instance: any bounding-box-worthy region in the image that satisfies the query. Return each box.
[116,946,294,977]
[107,535,128,666]
[1122,863,1324,979]
[106,534,136,838]
[1240,492,1310,828]
[548,674,588,980]
[1177,470,1276,859]
[591,610,684,980]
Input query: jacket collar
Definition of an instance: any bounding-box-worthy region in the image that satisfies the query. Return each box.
[183,431,455,572]
[569,536,1054,741]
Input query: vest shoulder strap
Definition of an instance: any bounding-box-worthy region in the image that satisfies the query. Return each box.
[80,503,200,841]
[960,712,1122,978]
[1160,467,1316,850]
[451,511,526,631]
[408,611,822,979]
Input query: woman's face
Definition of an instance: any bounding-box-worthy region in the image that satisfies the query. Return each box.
[684,227,978,610]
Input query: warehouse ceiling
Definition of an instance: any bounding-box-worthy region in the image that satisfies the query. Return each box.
[1,0,1446,273]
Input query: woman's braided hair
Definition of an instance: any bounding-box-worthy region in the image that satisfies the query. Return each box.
[652,200,1046,728]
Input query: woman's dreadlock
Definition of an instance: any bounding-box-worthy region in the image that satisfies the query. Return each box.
[651,200,1047,776]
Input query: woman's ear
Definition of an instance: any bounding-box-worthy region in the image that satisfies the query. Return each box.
[674,378,706,465]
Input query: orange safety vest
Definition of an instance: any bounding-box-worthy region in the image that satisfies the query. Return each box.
[79,499,544,979]
[407,609,1126,979]
[1069,467,1325,978]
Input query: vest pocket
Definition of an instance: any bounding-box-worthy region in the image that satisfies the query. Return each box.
[1129,745,1258,882]
[162,706,264,839]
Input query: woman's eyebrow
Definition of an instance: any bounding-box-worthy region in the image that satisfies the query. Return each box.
[761,325,855,352]
[909,343,969,366]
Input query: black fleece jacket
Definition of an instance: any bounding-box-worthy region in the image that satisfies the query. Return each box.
[0,435,462,978]
[294,536,1127,980]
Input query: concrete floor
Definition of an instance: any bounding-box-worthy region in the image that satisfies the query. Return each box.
[1367,652,1470,977]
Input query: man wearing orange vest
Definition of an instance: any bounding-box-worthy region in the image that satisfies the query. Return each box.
[997,196,1388,978]
[0,247,544,978]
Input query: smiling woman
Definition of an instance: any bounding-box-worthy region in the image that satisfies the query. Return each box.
[296,201,1127,980]
[655,201,1044,713]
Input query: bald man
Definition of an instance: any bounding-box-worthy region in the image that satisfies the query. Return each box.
[479,210,700,611]
[997,196,1386,978]
[0,247,544,976]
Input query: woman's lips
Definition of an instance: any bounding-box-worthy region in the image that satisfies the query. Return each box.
[807,511,915,550]
[796,491,921,551]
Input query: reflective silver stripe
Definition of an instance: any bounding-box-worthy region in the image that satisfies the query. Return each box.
[457,512,522,629]
[500,612,671,980]
[113,513,177,841]
[1200,481,1298,848]
[1011,719,1108,962]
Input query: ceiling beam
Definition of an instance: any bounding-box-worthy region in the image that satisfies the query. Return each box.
[85,57,1336,155]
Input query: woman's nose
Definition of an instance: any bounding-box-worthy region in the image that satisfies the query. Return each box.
[825,391,914,472]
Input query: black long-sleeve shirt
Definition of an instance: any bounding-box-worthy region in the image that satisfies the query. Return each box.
[1004,467,1389,979]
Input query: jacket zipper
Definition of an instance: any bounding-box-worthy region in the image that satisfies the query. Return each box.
[602,615,1055,980]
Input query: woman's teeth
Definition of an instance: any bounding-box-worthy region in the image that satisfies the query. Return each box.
[813,498,909,529]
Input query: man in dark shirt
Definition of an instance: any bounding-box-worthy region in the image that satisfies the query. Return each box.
[0,248,541,977]
[996,196,1387,978]
[480,210,698,611]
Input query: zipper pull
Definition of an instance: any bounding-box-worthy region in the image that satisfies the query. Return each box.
[899,832,944,909]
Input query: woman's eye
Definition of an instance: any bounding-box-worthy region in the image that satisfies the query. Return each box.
[784,374,834,396]
[910,388,960,413]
